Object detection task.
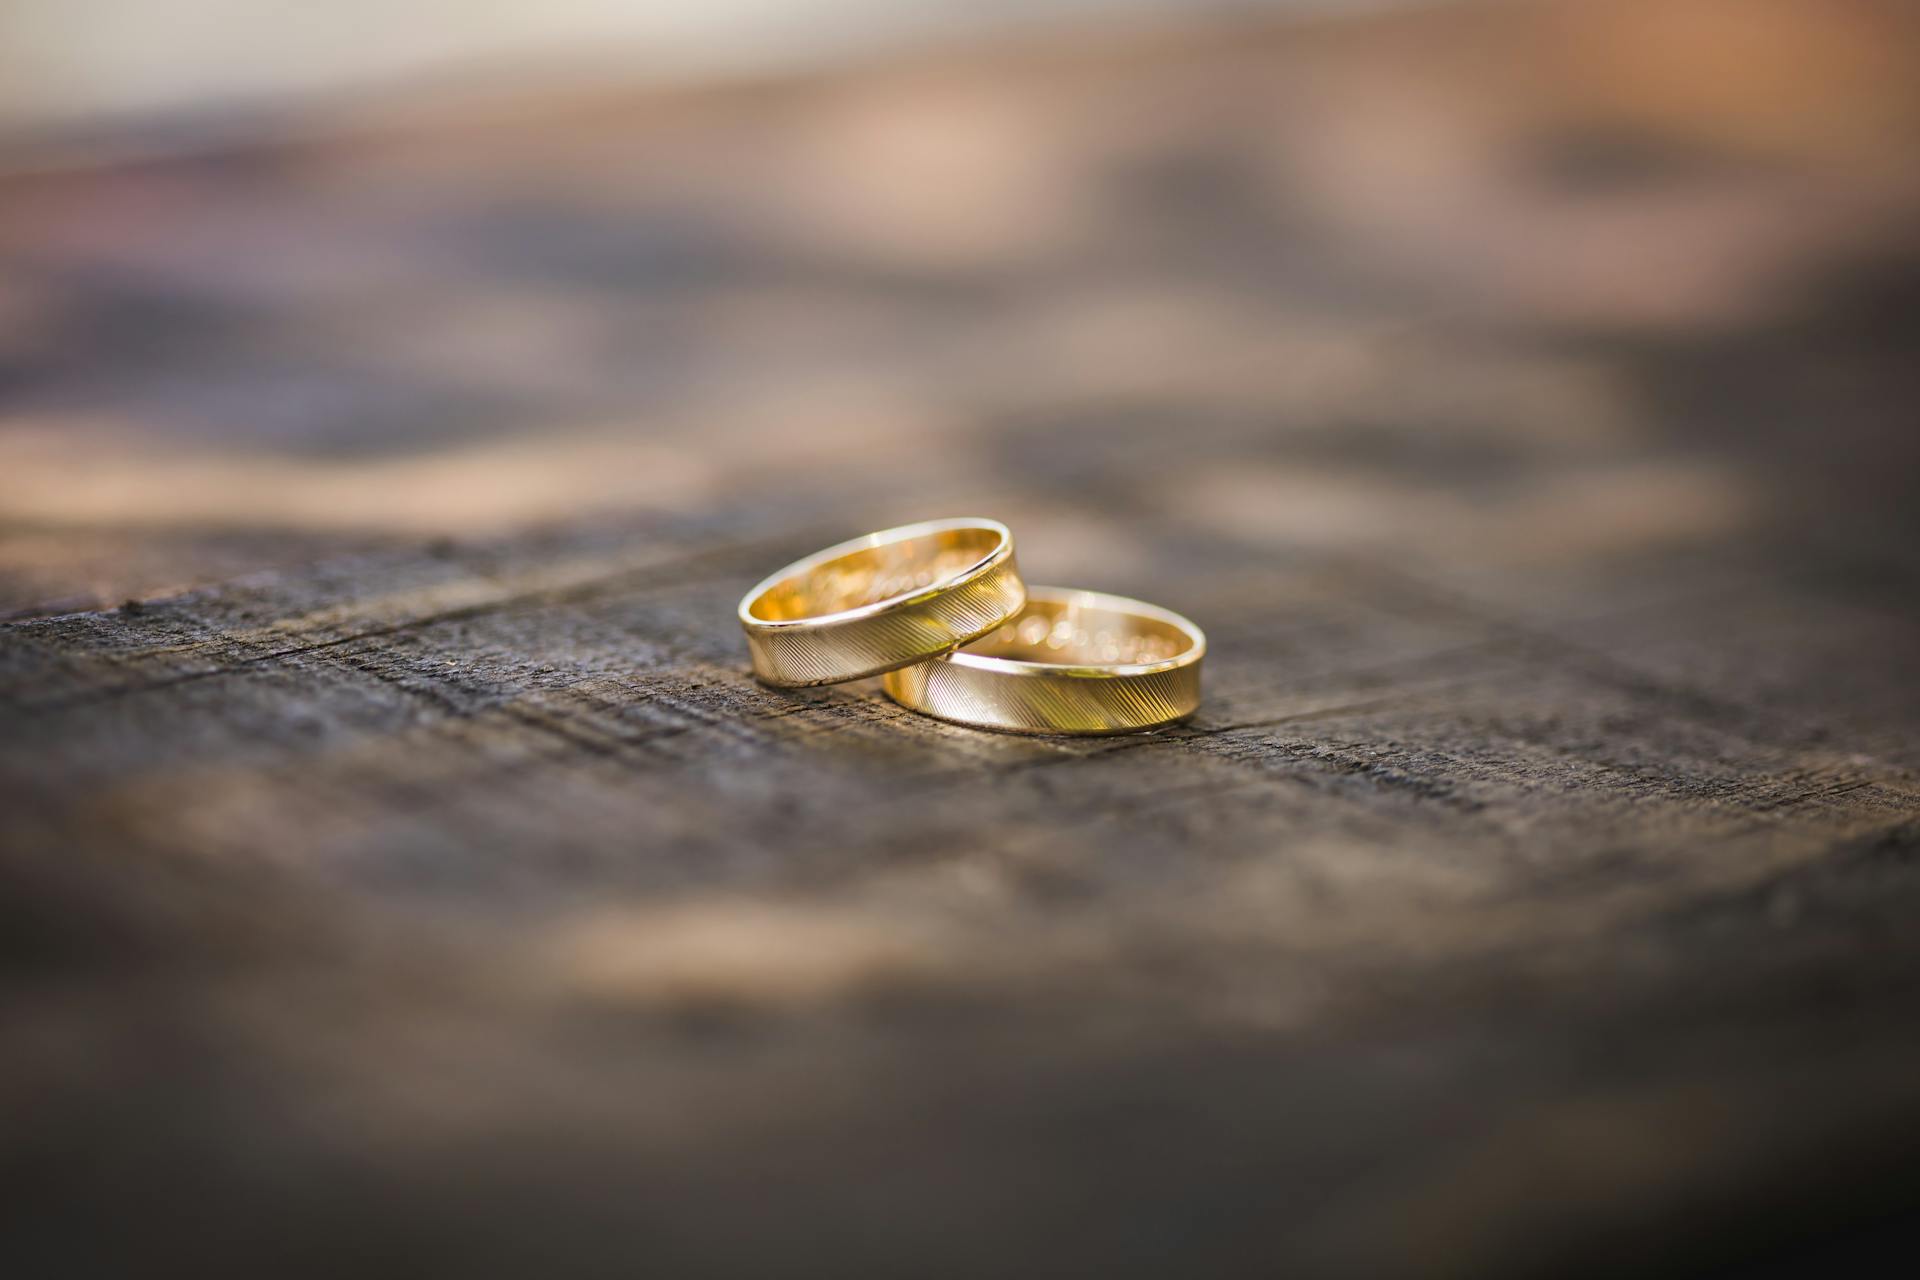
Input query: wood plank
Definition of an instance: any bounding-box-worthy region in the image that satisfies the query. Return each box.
[4,1,1920,1274]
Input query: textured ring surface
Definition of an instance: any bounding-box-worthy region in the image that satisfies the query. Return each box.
[739,518,1026,686]
[882,586,1204,734]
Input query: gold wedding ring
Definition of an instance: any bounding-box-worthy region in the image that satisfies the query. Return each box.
[739,518,1026,686]
[882,586,1204,734]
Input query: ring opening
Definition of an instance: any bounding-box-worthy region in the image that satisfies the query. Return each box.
[747,524,1002,622]
[961,595,1194,666]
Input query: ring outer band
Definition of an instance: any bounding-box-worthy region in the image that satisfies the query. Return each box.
[738,518,1027,687]
[882,586,1205,735]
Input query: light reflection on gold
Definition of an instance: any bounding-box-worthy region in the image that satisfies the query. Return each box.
[746,523,1004,621]
[738,518,1026,686]
[884,586,1203,735]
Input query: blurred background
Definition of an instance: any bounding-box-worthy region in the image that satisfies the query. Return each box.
[4,0,1917,616]
[5,2,1920,1277]
[5,1,1365,133]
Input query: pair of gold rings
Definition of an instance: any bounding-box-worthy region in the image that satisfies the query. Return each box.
[738,518,1204,734]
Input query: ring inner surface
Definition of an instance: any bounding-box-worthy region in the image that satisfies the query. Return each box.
[961,597,1190,666]
[750,526,999,622]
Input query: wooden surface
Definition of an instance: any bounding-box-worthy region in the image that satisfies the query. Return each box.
[4,2,1920,1274]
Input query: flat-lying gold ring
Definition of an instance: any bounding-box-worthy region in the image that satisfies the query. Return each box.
[882,586,1204,734]
[739,518,1026,686]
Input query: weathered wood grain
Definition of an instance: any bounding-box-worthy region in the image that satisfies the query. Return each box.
[4,2,1920,1275]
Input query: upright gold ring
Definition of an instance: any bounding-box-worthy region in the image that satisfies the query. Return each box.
[739,518,1026,686]
[882,586,1204,734]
